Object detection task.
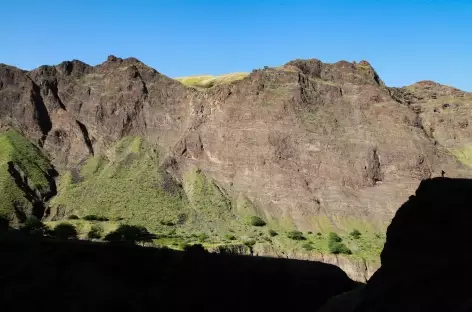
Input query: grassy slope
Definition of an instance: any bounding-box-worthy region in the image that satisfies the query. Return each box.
[0,130,53,220]
[176,72,249,89]
[49,135,385,261]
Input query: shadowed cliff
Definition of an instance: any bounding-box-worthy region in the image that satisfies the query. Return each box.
[320,177,472,311]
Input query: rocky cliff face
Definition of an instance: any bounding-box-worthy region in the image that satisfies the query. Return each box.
[1,56,471,280]
[2,56,470,227]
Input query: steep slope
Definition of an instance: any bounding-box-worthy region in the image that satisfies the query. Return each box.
[390,81,472,167]
[0,129,56,224]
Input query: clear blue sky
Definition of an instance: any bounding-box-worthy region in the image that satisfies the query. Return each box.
[1,0,471,90]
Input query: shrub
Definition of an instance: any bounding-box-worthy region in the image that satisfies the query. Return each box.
[350,229,362,239]
[249,216,266,227]
[67,215,79,220]
[268,229,278,237]
[21,216,46,235]
[329,242,352,255]
[317,232,322,236]
[160,220,175,226]
[244,239,256,248]
[302,242,314,251]
[52,223,78,240]
[88,224,103,239]
[104,224,155,245]
[287,231,306,241]
[83,215,109,221]
[328,232,342,243]
[307,231,313,234]
[225,234,236,241]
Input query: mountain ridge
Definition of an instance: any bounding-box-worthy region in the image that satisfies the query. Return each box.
[1,55,471,279]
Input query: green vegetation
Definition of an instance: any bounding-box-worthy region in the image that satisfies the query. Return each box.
[249,216,266,227]
[87,224,104,239]
[302,242,314,251]
[451,145,472,167]
[52,223,78,240]
[0,133,385,265]
[225,234,236,241]
[21,216,47,235]
[51,136,190,233]
[104,224,154,245]
[328,232,351,255]
[0,129,54,220]
[83,215,109,221]
[243,239,256,248]
[350,229,362,239]
[287,231,306,241]
[328,232,342,243]
[176,73,249,89]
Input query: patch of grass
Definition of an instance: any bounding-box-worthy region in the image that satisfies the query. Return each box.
[176,72,249,89]
[451,145,472,167]
[302,242,314,251]
[50,136,190,233]
[0,130,54,220]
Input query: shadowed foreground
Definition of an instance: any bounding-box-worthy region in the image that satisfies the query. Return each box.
[320,178,472,312]
[0,232,357,312]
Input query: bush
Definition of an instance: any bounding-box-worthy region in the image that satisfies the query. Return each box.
[329,242,352,255]
[350,229,362,239]
[287,231,306,240]
[317,232,322,236]
[244,239,256,248]
[225,234,236,241]
[52,223,78,240]
[83,215,109,221]
[268,229,278,237]
[87,224,103,239]
[249,216,266,227]
[160,220,175,226]
[67,215,79,220]
[21,216,46,235]
[104,224,155,245]
[302,242,314,251]
[307,231,313,234]
[328,232,342,243]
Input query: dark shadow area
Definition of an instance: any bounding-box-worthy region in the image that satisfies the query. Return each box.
[0,227,357,312]
[342,178,472,312]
